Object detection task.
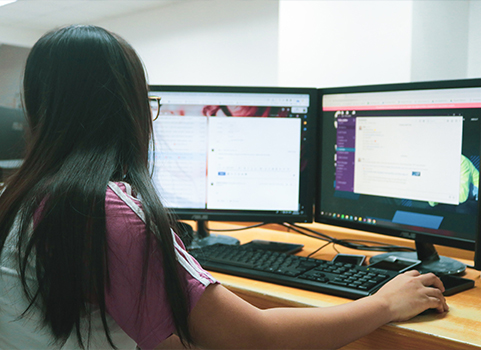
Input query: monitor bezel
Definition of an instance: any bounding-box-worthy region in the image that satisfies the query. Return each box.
[149,84,318,223]
[0,106,26,161]
[315,78,481,252]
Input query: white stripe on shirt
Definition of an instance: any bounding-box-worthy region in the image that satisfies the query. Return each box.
[108,182,145,222]
[171,231,213,286]
[107,182,215,286]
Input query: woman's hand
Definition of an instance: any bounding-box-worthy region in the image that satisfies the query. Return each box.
[373,270,449,322]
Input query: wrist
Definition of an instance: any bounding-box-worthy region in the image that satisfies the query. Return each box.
[364,294,394,324]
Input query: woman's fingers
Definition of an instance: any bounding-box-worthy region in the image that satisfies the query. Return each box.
[374,270,449,321]
[418,272,445,292]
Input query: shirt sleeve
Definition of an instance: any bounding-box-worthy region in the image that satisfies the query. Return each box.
[104,183,217,349]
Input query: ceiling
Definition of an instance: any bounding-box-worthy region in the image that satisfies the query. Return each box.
[0,0,176,39]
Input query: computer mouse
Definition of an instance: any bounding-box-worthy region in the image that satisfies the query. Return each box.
[418,307,442,316]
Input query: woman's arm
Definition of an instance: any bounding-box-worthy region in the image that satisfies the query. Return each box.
[182,270,447,349]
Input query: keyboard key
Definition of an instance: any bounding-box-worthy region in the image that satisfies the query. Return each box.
[189,244,399,300]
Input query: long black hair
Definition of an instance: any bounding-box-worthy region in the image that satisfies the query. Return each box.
[0,25,192,348]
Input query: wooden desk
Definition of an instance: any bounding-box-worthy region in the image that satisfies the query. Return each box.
[199,222,481,350]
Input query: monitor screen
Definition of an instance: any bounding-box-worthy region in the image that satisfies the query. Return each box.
[0,106,26,183]
[0,106,25,161]
[316,79,481,275]
[149,85,317,226]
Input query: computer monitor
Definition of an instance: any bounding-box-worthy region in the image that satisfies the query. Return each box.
[0,106,25,161]
[0,106,26,182]
[149,85,317,247]
[316,79,481,275]
[476,205,481,271]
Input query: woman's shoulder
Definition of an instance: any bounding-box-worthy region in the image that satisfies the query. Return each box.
[106,181,139,200]
[106,182,143,212]
[105,181,146,239]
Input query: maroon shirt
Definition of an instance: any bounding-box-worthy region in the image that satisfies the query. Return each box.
[104,182,216,349]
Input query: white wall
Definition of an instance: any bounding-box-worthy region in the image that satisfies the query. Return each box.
[1,0,480,89]
[410,1,470,82]
[0,26,39,48]
[468,0,481,78]
[96,0,279,86]
[278,0,414,88]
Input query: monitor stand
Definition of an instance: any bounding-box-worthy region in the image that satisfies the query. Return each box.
[368,241,466,276]
[180,220,239,250]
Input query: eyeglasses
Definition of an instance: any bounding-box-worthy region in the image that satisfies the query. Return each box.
[149,96,161,121]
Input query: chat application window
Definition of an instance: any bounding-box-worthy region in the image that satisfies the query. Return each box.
[207,116,301,211]
[353,116,463,205]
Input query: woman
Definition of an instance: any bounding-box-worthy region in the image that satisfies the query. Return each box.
[0,25,447,349]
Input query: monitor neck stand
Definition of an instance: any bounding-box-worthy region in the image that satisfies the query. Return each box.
[369,241,466,276]
[185,220,240,250]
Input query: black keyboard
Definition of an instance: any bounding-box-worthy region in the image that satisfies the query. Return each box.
[190,244,400,299]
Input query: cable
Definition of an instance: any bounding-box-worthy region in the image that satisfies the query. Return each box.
[279,223,332,242]
[202,221,332,243]
[307,241,332,258]
[334,239,416,252]
[287,223,415,253]
[205,222,269,232]
[283,222,334,241]
[202,221,415,253]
